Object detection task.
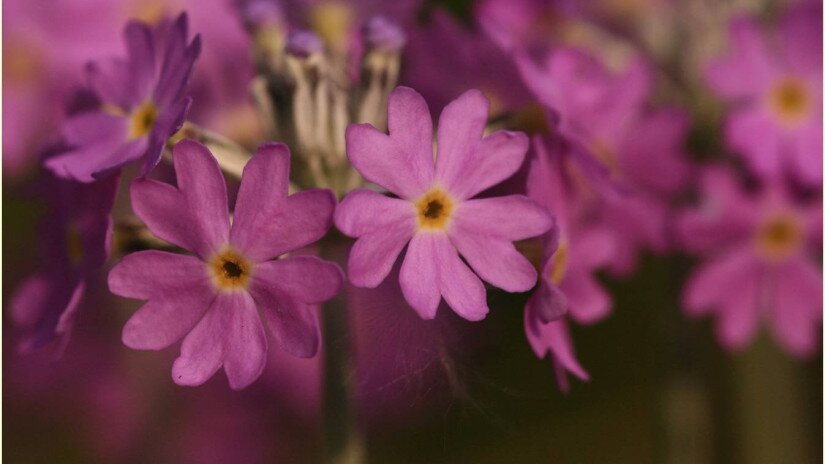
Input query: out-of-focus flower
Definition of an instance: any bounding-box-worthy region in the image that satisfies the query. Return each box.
[45,14,201,182]
[705,4,823,186]
[335,87,552,321]
[522,134,616,390]
[108,140,342,389]
[9,156,119,353]
[678,167,822,357]
[402,9,531,117]
[524,312,590,393]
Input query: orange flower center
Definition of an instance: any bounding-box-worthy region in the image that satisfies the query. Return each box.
[415,188,455,231]
[755,213,803,261]
[769,78,812,125]
[209,248,253,291]
[129,100,159,139]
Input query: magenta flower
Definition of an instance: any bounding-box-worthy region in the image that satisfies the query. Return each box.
[335,86,553,321]
[108,140,342,389]
[677,167,822,357]
[9,153,119,353]
[45,13,201,183]
[705,4,823,186]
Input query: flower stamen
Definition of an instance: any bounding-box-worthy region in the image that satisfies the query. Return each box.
[129,100,159,139]
[769,78,811,125]
[755,213,803,261]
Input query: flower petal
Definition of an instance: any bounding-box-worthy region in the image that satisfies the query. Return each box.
[449,226,537,292]
[346,123,430,200]
[771,258,822,358]
[122,291,214,351]
[562,271,611,325]
[229,143,290,253]
[172,292,267,390]
[447,130,529,200]
[452,195,553,241]
[130,179,213,258]
[399,233,441,319]
[347,221,414,288]
[235,189,336,262]
[108,250,210,299]
[334,189,414,237]
[387,86,435,183]
[434,89,490,190]
[432,234,488,321]
[249,276,322,358]
[172,140,230,255]
[251,256,344,305]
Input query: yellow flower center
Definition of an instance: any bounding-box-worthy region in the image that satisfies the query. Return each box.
[755,213,803,261]
[548,242,569,285]
[415,188,455,231]
[309,1,354,49]
[208,247,253,291]
[769,78,812,125]
[129,101,159,139]
[126,0,178,25]
[590,139,620,178]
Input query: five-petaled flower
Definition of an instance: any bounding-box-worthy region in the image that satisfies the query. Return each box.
[335,86,553,321]
[46,13,201,183]
[108,140,342,389]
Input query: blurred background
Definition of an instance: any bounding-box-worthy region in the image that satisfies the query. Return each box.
[3,0,822,463]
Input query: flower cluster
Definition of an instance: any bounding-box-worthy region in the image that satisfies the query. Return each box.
[5,0,821,410]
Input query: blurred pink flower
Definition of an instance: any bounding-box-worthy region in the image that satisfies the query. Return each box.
[705,3,823,186]
[109,140,342,389]
[9,160,119,354]
[335,87,552,321]
[677,167,822,357]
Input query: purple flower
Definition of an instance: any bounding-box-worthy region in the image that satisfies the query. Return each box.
[10,156,119,353]
[335,87,553,321]
[45,13,201,183]
[677,167,822,357]
[705,4,823,186]
[108,139,342,389]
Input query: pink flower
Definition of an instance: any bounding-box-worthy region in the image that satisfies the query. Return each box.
[108,140,343,389]
[524,312,590,393]
[705,4,823,186]
[335,86,553,321]
[677,167,822,357]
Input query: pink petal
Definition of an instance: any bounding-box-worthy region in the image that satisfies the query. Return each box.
[789,122,823,186]
[771,258,822,358]
[399,233,441,319]
[523,310,589,392]
[387,86,435,183]
[347,221,415,288]
[122,291,214,351]
[447,130,529,200]
[334,189,415,237]
[236,189,336,262]
[562,271,611,325]
[249,290,321,359]
[704,17,774,99]
[346,123,430,200]
[172,292,267,390]
[251,256,343,305]
[229,143,290,254]
[108,250,210,299]
[434,89,490,190]
[725,109,782,179]
[448,226,537,292]
[432,234,489,321]
[172,140,230,255]
[130,179,213,258]
[682,247,756,316]
[452,195,553,241]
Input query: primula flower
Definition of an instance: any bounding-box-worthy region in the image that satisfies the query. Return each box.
[705,4,823,186]
[45,13,201,183]
[10,157,119,353]
[677,167,822,357]
[108,140,342,389]
[335,86,553,321]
